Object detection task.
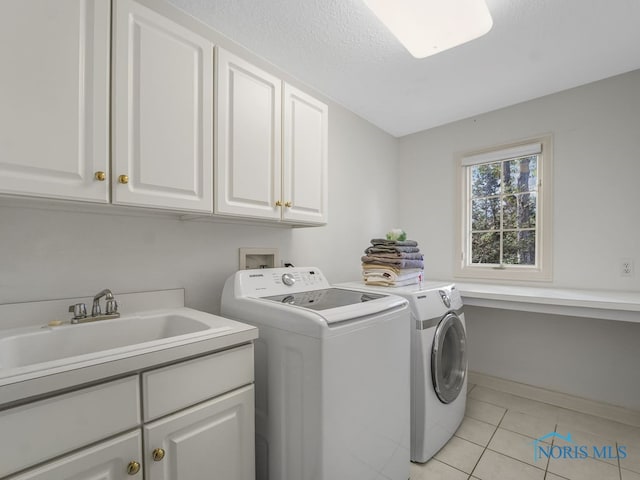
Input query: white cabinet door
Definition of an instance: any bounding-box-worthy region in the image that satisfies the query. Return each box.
[112,0,213,213]
[7,431,142,480]
[215,48,282,220]
[144,385,255,480]
[0,0,110,203]
[282,84,328,224]
[0,375,140,478]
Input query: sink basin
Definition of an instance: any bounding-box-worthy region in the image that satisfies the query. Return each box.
[0,311,231,369]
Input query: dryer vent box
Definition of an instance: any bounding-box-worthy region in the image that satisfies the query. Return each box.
[239,248,279,270]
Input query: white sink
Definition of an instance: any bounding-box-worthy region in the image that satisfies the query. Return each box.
[0,310,232,369]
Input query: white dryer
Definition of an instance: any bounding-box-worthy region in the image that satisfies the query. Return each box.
[221,267,411,480]
[337,281,467,463]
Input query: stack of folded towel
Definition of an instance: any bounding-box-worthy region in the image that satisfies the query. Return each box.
[361,238,424,287]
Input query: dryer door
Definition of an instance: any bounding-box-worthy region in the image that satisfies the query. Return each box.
[432,313,467,404]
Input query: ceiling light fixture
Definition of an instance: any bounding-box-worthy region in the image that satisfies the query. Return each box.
[362,0,493,58]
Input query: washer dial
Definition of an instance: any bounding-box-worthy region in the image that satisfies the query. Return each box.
[282,273,296,286]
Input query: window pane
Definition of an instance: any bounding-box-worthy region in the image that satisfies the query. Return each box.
[519,193,537,228]
[503,156,537,194]
[503,230,536,265]
[472,197,500,230]
[471,163,501,197]
[503,193,537,229]
[471,232,500,264]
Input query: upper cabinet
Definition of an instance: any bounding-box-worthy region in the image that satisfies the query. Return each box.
[0,2,326,224]
[0,0,110,203]
[216,48,328,225]
[112,0,214,213]
[215,48,282,221]
[282,84,328,224]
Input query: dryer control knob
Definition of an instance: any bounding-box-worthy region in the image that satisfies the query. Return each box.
[282,273,296,286]
[438,290,451,308]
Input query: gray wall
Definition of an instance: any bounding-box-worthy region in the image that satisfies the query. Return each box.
[465,306,640,410]
[398,70,640,410]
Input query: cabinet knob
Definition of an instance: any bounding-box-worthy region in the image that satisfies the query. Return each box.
[275,200,283,207]
[152,448,166,461]
[127,461,141,475]
[284,201,292,208]
[94,171,106,181]
[118,174,129,184]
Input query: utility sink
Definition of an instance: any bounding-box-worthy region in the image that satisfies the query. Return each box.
[0,291,258,408]
[0,310,233,370]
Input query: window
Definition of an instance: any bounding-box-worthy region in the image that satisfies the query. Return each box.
[455,136,552,282]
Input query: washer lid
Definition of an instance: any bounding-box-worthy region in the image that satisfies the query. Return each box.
[222,268,408,328]
[263,288,386,311]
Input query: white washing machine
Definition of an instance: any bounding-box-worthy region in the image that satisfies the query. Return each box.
[337,280,467,463]
[221,267,411,480]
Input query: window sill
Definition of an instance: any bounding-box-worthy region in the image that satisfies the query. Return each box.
[456,282,640,323]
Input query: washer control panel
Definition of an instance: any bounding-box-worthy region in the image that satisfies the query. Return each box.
[273,269,325,288]
[237,267,330,296]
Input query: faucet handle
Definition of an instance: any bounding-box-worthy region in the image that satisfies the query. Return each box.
[68,303,87,319]
[105,298,118,315]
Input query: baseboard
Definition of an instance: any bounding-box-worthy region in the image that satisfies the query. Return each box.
[468,371,640,427]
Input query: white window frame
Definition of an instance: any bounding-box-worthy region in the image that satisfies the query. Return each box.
[455,135,553,282]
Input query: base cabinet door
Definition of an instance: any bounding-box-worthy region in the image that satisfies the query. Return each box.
[7,431,143,480]
[112,0,213,212]
[144,385,255,480]
[0,0,110,203]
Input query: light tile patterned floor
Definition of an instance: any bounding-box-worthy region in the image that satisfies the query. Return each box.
[410,384,640,480]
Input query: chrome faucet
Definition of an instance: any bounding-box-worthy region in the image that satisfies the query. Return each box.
[92,288,118,316]
[68,289,120,324]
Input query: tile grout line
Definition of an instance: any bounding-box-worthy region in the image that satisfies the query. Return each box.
[481,424,550,476]
[467,407,509,479]
[616,440,622,480]
[543,422,558,479]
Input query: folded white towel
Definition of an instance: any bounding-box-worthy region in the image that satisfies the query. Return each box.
[364,277,420,287]
[362,268,422,283]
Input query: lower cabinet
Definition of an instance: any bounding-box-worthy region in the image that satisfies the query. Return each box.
[2,346,255,480]
[7,431,142,480]
[144,386,255,480]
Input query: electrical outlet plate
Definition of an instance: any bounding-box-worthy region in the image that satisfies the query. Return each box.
[621,258,634,277]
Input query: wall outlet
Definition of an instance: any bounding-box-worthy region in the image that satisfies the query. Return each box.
[621,258,634,277]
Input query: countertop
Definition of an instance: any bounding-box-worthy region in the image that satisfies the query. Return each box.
[456,282,640,323]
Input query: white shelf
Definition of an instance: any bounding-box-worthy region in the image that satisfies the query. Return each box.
[456,282,640,323]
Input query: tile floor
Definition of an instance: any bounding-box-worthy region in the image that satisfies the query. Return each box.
[410,384,640,480]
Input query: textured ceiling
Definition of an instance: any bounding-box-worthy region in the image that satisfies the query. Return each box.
[168,0,640,137]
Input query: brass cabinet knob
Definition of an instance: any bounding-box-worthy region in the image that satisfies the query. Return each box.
[275,200,283,207]
[127,461,141,475]
[152,448,165,461]
[118,174,129,184]
[94,171,106,181]
[284,201,292,208]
